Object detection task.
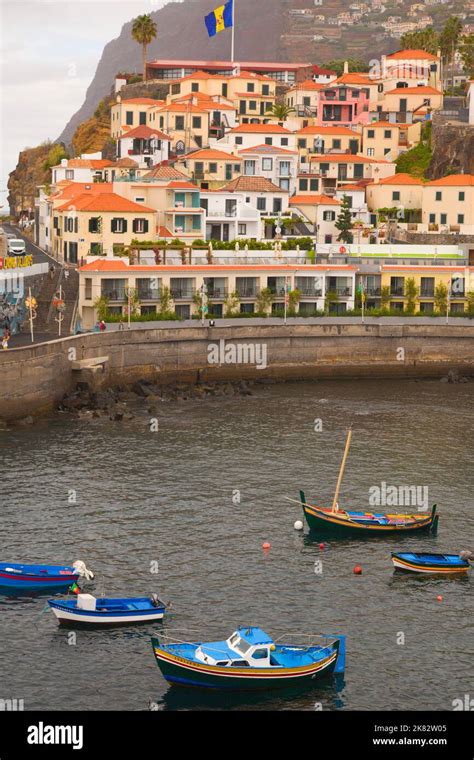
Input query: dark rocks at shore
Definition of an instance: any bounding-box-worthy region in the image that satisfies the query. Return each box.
[440,369,470,384]
[57,378,255,420]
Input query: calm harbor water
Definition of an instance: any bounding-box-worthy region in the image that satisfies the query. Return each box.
[0,378,473,711]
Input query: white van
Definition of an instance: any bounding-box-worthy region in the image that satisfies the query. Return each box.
[7,238,26,255]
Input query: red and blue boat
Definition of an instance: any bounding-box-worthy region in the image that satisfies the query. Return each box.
[0,561,94,591]
[391,552,472,574]
[152,626,346,691]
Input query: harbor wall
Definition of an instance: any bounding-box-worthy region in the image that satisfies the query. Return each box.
[0,322,473,420]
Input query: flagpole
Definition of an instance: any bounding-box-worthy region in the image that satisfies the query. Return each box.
[231,0,235,64]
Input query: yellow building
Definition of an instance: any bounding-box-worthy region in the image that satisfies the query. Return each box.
[362,121,421,160]
[110,97,165,139]
[380,265,470,314]
[366,173,424,212]
[167,70,276,121]
[381,86,443,118]
[148,99,237,152]
[296,126,361,165]
[176,148,242,189]
[52,192,157,262]
[422,175,474,231]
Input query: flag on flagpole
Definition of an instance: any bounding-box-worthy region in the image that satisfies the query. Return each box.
[205,0,234,37]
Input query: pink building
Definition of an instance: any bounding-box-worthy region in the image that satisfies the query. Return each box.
[315,85,370,128]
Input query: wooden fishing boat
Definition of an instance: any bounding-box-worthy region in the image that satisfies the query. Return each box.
[151,626,346,691]
[291,428,439,537]
[48,593,166,627]
[391,552,472,574]
[0,561,94,591]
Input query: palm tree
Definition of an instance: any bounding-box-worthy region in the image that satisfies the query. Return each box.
[264,103,296,123]
[132,14,157,82]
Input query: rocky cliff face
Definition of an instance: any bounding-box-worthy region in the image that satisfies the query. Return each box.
[427,121,474,178]
[7,144,53,215]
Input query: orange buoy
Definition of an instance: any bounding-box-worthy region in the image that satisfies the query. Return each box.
[262,542,271,550]
[437,595,443,602]
[319,543,325,550]
[353,565,362,575]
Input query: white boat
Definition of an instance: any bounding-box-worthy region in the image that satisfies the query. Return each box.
[48,593,166,627]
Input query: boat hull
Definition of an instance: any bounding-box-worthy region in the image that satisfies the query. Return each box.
[152,640,339,691]
[392,553,470,574]
[301,498,436,537]
[48,602,165,627]
[0,563,79,590]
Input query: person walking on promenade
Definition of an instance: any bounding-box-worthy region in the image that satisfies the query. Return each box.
[99,320,107,332]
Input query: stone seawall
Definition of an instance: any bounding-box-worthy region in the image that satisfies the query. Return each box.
[1,322,473,421]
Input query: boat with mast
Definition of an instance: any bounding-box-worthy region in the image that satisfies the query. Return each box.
[292,428,439,536]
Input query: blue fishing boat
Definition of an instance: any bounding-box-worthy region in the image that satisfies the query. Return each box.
[152,626,345,690]
[0,560,94,591]
[392,552,472,574]
[48,593,166,627]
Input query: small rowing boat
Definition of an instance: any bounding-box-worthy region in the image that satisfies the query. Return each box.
[48,593,166,627]
[152,626,346,691]
[293,428,439,537]
[0,560,94,591]
[391,552,472,574]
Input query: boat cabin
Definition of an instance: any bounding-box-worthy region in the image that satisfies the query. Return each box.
[194,626,275,668]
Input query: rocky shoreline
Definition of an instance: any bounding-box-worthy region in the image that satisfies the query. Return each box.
[57,378,257,422]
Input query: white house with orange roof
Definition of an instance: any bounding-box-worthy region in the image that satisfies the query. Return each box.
[381,49,442,91]
[289,193,341,242]
[284,80,323,117]
[214,123,297,153]
[421,175,474,232]
[116,125,171,168]
[238,144,298,194]
[51,192,157,263]
[365,173,424,213]
[51,154,113,184]
[220,176,290,218]
[110,97,166,139]
[175,148,242,189]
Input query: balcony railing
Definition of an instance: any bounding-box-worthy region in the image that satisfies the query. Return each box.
[366,287,381,297]
[331,286,352,297]
[420,289,435,298]
[102,290,126,301]
[170,289,194,299]
[297,288,322,297]
[137,289,161,301]
[236,286,260,298]
[390,287,405,296]
[450,289,465,298]
[205,288,229,299]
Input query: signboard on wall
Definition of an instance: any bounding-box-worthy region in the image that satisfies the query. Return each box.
[0,255,34,269]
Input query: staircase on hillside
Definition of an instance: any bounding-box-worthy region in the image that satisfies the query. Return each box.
[33,267,79,336]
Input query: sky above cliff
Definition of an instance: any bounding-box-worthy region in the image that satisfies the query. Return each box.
[0,0,169,213]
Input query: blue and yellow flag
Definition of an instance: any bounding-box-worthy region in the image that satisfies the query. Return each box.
[205,0,233,37]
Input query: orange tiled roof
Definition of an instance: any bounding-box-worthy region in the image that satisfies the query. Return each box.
[425,174,474,187]
[79,260,357,273]
[336,184,365,191]
[51,182,114,200]
[386,49,439,61]
[364,121,401,129]
[290,194,340,206]
[56,192,156,213]
[385,86,442,95]
[334,73,372,85]
[166,181,200,189]
[57,159,113,169]
[367,173,424,186]
[288,80,324,91]
[141,164,189,180]
[229,123,292,134]
[119,124,171,140]
[185,148,242,161]
[222,176,284,193]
